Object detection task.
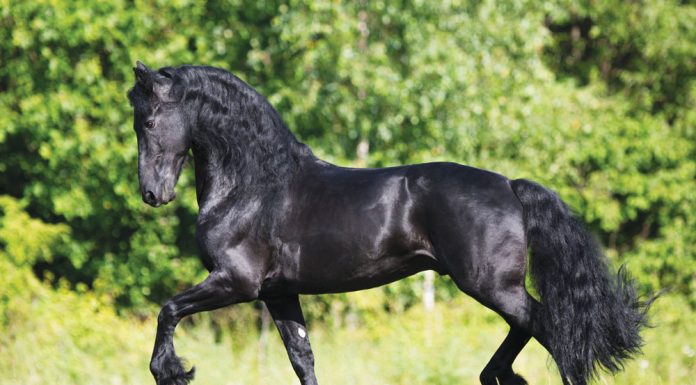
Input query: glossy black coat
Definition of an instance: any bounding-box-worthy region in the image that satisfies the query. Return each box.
[128,62,649,385]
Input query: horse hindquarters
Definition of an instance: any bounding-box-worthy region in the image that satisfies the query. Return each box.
[432,177,648,385]
[423,176,546,385]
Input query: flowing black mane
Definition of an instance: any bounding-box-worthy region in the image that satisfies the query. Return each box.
[183,66,317,192]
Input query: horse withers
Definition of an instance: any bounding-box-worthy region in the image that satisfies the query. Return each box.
[127,61,650,385]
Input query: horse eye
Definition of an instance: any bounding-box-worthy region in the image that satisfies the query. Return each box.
[145,120,154,129]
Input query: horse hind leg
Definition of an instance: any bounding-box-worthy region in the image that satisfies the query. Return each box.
[473,281,544,385]
[439,232,550,385]
[479,326,531,385]
[481,287,571,385]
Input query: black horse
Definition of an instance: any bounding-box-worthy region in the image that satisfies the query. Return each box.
[128,62,649,385]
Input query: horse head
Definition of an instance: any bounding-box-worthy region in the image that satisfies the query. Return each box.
[128,61,189,207]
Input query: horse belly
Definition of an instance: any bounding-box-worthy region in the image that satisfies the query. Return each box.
[287,234,437,294]
[269,167,439,294]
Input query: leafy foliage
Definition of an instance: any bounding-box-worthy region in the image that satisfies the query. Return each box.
[0,0,693,321]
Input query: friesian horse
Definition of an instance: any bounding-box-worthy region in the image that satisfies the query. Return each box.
[127,61,649,385]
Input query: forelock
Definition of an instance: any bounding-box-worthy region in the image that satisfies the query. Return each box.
[127,83,152,112]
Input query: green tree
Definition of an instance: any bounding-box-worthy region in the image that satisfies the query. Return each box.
[0,0,692,319]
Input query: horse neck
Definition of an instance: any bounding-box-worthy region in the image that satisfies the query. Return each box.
[182,69,316,210]
[190,125,313,214]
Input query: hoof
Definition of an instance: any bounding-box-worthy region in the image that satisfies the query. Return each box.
[157,367,195,385]
[151,353,195,385]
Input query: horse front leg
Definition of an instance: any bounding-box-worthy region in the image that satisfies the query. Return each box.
[265,295,318,385]
[150,270,258,385]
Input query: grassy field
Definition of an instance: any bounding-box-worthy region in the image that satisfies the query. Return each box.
[2,293,694,385]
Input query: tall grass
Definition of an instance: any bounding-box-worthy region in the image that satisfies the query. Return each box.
[1,293,693,385]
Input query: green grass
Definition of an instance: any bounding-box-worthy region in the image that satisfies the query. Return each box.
[179,294,696,385]
[1,294,694,385]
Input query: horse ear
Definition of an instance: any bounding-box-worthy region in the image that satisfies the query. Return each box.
[153,77,173,102]
[133,61,151,85]
[153,69,182,103]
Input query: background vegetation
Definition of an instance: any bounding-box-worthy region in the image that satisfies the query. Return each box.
[0,0,693,384]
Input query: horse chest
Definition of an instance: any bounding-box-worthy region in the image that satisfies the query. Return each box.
[194,203,271,272]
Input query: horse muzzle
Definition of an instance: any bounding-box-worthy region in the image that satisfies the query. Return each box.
[142,188,176,207]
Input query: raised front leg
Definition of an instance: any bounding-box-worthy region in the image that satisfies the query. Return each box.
[265,295,318,385]
[151,270,258,385]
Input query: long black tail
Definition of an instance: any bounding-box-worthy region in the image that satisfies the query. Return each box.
[511,179,650,385]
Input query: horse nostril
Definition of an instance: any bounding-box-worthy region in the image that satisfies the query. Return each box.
[144,190,156,203]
